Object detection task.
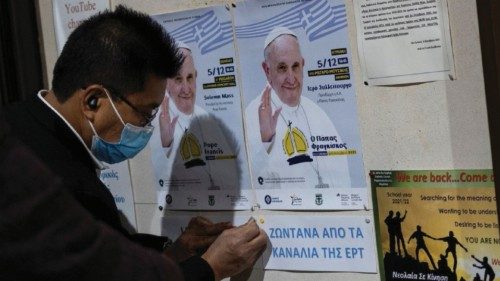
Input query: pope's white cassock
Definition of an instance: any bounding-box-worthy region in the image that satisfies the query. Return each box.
[245,90,351,189]
[150,101,240,191]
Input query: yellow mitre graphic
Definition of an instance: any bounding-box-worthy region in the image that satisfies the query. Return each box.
[281,122,313,165]
[180,132,206,168]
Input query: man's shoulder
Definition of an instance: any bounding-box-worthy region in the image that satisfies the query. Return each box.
[3,99,35,124]
[4,99,98,183]
[3,99,53,146]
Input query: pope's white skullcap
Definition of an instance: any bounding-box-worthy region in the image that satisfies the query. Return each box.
[264,26,297,49]
[176,40,191,51]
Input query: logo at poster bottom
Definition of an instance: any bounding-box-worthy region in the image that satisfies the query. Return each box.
[187,196,198,207]
[208,195,215,206]
[165,194,172,205]
[258,177,264,185]
[290,194,303,206]
[264,195,283,205]
[315,193,323,205]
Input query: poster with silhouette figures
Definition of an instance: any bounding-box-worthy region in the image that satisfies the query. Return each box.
[371,170,499,281]
[234,0,367,210]
[149,6,252,210]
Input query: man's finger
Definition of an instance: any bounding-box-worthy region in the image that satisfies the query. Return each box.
[171,115,178,128]
[160,96,168,117]
[164,95,170,116]
[193,216,213,225]
[187,216,217,229]
[202,221,233,235]
[259,92,267,112]
[245,230,268,263]
[263,84,271,108]
[192,235,219,249]
[237,219,261,242]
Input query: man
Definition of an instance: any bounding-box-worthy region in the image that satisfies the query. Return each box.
[472,255,496,281]
[437,254,452,274]
[2,6,266,280]
[473,273,482,281]
[150,42,240,192]
[393,210,408,257]
[407,225,436,269]
[245,27,350,189]
[384,210,396,255]
[436,231,468,273]
[1,116,182,280]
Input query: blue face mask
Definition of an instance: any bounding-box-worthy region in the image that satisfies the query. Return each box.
[88,90,154,164]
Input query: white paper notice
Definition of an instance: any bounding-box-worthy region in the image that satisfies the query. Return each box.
[161,214,376,273]
[260,215,377,272]
[52,0,109,54]
[353,0,455,85]
[162,213,377,273]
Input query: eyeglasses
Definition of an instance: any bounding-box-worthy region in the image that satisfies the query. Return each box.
[116,95,159,127]
[83,85,159,127]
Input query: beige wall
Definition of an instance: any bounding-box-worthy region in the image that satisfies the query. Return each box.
[36,1,490,280]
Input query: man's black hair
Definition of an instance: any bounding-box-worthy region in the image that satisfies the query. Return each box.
[52,5,183,101]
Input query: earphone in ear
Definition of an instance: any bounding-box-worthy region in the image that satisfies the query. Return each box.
[88,96,98,109]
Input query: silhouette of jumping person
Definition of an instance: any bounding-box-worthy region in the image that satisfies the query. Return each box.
[472,255,496,281]
[436,231,468,273]
[408,225,437,269]
[384,210,396,254]
[393,210,408,257]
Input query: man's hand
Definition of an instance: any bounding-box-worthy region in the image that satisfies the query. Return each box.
[202,218,268,281]
[163,216,232,262]
[258,84,281,142]
[159,96,178,148]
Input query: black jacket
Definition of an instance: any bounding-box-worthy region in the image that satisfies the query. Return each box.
[2,96,214,280]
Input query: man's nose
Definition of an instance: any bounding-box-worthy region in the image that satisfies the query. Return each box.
[180,81,190,93]
[284,70,295,83]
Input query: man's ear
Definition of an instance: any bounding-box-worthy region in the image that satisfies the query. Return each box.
[165,80,173,98]
[262,61,271,80]
[80,85,106,122]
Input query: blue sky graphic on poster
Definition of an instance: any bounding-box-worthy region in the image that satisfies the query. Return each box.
[169,10,233,54]
[235,0,347,41]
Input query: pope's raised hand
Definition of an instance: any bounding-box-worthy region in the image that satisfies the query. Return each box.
[258,84,281,142]
[159,95,178,148]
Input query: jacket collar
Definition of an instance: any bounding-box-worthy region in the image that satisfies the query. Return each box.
[33,90,107,170]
